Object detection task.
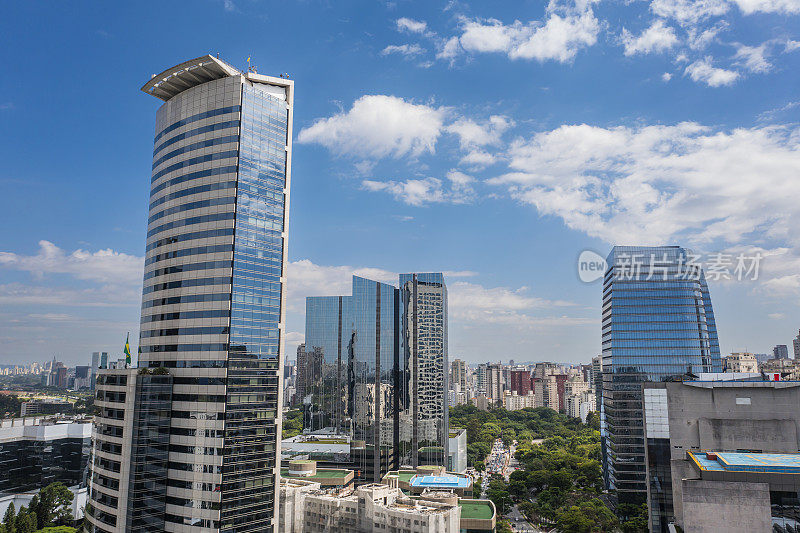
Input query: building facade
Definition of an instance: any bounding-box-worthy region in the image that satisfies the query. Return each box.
[601,245,722,506]
[773,344,789,359]
[794,329,800,359]
[401,273,449,468]
[85,55,293,533]
[642,379,800,532]
[450,359,467,392]
[724,352,758,373]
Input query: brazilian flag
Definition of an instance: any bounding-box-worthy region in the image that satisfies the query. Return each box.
[124,333,131,367]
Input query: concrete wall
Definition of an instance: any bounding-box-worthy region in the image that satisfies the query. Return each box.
[681,480,771,533]
[665,381,800,529]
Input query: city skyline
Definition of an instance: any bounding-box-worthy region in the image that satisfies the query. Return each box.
[2,2,800,366]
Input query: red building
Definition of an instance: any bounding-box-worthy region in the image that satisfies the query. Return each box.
[509,369,534,396]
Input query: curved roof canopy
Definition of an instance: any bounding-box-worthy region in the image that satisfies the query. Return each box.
[141,55,240,102]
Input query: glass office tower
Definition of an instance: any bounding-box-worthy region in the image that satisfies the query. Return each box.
[302,273,449,482]
[400,273,449,468]
[303,296,353,433]
[601,246,721,510]
[86,55,293,533]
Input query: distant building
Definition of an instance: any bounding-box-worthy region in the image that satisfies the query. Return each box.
[724,352,758,373]
[20,400,73,417]
[503,391,537,411]
[774,344,790,359]
[794,329,800,359]
[508,369,533,396]
[485,364,503,404]
[760,357,800,380]
[643,379,800,532]
[566,390,596,423]
[475,364,488,396]
[450,359,467,392]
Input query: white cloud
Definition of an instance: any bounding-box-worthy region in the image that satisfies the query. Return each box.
[381,44,425,57]
[445,115,513,149]
[440,0,600,64]
[768,313,785,319]
[684,57,739,86]
[489,122,800,248]
[286,259,585,330]
[0,240,143,285]
[362,169,476,206]
[733,42,772,73]
[621,20,679,56]
[297,95,448,159]
[662,72,673,81]
[397,17,428,34]
[650,0,730,25]
[460,149,497,167]
[730,0,800,14]
[787,40,800,52]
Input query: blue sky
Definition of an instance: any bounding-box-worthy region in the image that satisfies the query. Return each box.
[1,0,799,366]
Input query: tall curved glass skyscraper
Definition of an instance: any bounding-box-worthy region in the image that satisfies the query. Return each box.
[85,55,293,533]
[601,246,721,507]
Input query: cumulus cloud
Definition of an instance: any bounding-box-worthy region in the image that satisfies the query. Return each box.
[297,95,448,159]
[684,57,739,86]
[0,240,143,285]
[446,115,513,149]
[438,0,600,64]
[730,0,800,14]
[621,20,679,56]
[286,259,585,329]
[381,44,425,57]
[488,122,800,248]
[662,72,673,81]
[396,17,428,34]
[362,169,476,206]
[650,0,730,25]
[733,42,772,73]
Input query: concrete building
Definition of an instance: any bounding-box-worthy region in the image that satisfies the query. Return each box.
[774,344,790,360]
[450,359,467,392]
[566,390,596,423]
[278,479,484,533]
[503,390,537,411]
[85,55,295,533]
[642,378,800,532]
[485,364,503,404]
[85,368,139,533]
[724,352,759,373]
[794,329,800,359]
[475,364,488,396]
[761,357,800,380]
[19,399,73,417]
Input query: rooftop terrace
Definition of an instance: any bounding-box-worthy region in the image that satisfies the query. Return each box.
[689,451,800,474]
[458,500,494,520]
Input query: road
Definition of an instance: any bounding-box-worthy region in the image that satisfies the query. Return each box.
[506,503,549,533]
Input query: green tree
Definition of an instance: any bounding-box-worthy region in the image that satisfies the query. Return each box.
[13,509,35,533]
[618,503,649,532]
[33,483,74,528]
[556,499,618,532]
[3,502,16,533]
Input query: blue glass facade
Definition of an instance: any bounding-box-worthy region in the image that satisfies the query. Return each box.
[304,296,353,433]
[601,246,721,506]
[302,273,449,481]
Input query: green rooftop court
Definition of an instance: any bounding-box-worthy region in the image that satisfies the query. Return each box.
[458,500,494,520]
